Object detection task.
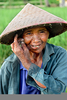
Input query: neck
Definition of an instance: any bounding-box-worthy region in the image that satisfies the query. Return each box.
[29,51,43,63]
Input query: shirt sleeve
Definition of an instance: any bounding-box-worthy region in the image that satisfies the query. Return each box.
[0,61,11,94]
[27,50,67,94]
[0,69,3,94]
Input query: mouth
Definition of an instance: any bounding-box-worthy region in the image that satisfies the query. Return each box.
[31,44,41,49]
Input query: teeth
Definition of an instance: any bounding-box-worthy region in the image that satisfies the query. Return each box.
[36,46,39,47]
[32,45,39,47]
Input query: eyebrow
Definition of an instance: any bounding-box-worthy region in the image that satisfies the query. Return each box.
[39,29,47,30]
[24,30,32,33]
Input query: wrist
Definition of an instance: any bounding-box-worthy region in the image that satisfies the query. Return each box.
[26,62,32,70]
[21,60,32,70]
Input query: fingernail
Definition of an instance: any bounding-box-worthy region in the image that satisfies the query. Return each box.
[21,42,24,44]
[21,39,24,41]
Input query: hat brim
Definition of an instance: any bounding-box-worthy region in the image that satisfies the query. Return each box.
[0,3,67,45]
[0,22,67,45]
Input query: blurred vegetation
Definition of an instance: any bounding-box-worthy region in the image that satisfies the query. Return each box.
[0,8,21,66]
[0,0,59,7]
[0,7,67,67]
[0,1,67,93]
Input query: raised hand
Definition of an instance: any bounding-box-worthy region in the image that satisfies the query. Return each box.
[11,34,32,70]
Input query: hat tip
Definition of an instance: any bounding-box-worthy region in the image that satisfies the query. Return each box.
[27,3,31,5]
[24,3,34,9]
[26,3,33,6]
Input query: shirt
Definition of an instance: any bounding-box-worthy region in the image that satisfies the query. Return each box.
[20,62,43,94]
[0,43,67,94]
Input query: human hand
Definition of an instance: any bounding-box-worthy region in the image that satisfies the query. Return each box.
[11,34,32,70]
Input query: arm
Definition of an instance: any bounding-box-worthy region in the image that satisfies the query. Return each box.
[27,51,67,94]
[11,35,46,89]
[11,35,67,94]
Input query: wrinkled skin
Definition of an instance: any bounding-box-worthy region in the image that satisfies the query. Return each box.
[11,26,49,89]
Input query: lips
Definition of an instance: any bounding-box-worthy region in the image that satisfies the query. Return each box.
[31,44,41,49]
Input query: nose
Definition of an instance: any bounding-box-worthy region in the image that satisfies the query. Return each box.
[32,34,41,43]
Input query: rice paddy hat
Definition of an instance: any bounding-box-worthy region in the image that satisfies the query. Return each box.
[0,3,67,45]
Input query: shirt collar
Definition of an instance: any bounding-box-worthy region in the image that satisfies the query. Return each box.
[20,43,55,70]
[42,43,55,68]
[45,43,54,56]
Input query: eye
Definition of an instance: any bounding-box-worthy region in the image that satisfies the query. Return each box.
[39,30,46,33]
[23,31,32,36]
[26,32,32,35]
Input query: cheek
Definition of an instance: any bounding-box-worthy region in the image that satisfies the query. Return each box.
[23,37,32,44]
[41,35,49,42]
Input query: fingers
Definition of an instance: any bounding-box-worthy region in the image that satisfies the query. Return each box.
[11,43,14,51]
[11,34,28,53]
[10,34,31,67]
[21,42,28,51]
[14,34,19,47]
[18,38,24,46]
[17,37,26,51]
[18,38,28,51]
[11,34,19,51]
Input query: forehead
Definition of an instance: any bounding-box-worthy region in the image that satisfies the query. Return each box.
[23,25,47,32]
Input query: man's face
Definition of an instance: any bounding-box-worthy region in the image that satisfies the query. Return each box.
[22,26,49,53]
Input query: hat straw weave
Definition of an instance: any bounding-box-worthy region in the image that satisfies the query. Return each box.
[0,3,67,45]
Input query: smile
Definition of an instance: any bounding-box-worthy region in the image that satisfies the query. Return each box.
[32,45,40,47]
[31,44,41,49]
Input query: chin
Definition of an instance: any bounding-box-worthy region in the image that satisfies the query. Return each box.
[30,49,43,54]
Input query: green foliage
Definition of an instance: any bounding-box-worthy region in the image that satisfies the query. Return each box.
[0,0,59,8]
[0,8,21,67]
[0,0,7,2]
[42,7,67,49]
[66,88,67,93]
[0,7,67,67]
[0,6,67,93]
[0,0,59,6]
[49,0,59,5]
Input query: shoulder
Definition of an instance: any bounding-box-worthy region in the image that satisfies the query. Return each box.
[5,53,19,62]
[47,43,67,64]
[0,53,20,74]
[47,43,67,54]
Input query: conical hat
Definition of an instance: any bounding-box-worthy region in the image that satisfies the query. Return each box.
[0,3,67,45]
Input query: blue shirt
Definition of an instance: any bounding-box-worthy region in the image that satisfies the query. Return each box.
[20,62,43,94]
